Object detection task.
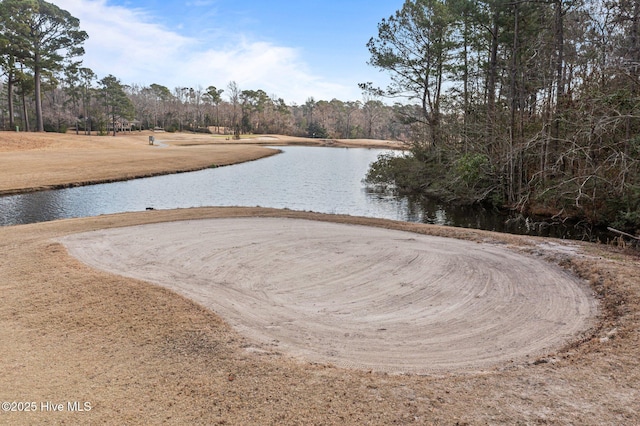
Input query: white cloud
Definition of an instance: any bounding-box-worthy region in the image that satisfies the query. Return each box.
[53,0,356,103]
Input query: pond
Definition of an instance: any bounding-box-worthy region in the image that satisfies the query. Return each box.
[0,145,602,240]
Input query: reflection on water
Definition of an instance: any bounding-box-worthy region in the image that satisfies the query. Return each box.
[367,189,601,240]
[0,146,605,240]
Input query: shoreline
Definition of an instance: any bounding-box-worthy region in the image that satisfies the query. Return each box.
[0,131,402,196]
[0,155,276,197]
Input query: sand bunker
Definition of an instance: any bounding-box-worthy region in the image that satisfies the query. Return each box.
[60,217,597,373]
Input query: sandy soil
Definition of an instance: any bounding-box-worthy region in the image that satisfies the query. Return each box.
[1,132,639,424]
[59,217,597,374]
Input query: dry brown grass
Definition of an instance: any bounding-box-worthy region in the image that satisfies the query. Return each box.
[0,131,278,195]
[0,207,639,424]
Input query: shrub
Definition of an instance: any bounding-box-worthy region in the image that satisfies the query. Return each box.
[455,153,490,188]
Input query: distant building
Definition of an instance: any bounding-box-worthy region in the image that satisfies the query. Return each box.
[107,119,142,133]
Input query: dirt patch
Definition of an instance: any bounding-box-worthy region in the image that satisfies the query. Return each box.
[59,217,597,374]
[1,207,639,424]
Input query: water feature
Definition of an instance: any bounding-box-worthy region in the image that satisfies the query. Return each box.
[0,145,604,240]
[0,146,403,225]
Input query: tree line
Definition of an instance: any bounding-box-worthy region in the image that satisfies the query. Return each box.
[121,83,410,141]
[364,0,640,234]
[0,0,410,139]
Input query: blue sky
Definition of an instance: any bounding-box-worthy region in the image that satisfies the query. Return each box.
[52,0,404,104]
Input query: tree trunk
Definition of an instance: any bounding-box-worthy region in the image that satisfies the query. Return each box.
[21,89,29,132]
[507,2,520,204]
[34,59,44,132]
[462,14,470,153]
[7,71,15,130]
[112,109,116,137]
[551,0,566,171]
[486,9,500,157]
